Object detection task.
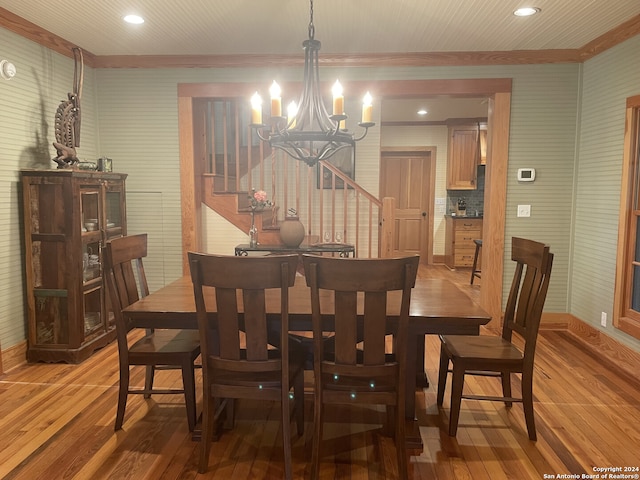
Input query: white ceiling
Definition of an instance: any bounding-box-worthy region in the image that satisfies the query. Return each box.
[2,0,639,57]
[2,1,638,121]
[381,97,488,122]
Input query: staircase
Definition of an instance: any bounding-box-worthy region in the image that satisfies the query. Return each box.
[194,97,391,258]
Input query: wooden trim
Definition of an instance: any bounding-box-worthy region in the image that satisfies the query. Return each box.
[178,96,199,275]
[93,50,587,69]
[0,7,97,67]
[0,341,27,373]
[617,316,640,339]
[481,93,510,328]
[539,312,570,330]
[613,96,640,340]
[178,79,512,99]
[567,315,640,382]
[578,14,640,61]
[177,79,512,316]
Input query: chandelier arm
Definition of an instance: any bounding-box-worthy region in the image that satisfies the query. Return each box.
[353,124,374,142]
[254,127,270,142]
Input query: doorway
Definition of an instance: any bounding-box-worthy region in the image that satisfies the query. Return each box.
[380,147,436,264]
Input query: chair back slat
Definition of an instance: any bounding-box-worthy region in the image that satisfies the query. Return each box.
[363,292,387,365]
[242,289,269,362]
[215,287,242,360]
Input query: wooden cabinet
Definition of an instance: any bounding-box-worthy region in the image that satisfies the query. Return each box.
[447,125,480,190]
[21,170,127,363]
[444,216,482,269]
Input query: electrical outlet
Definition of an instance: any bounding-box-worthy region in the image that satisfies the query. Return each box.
[601,312,607,327]
[517,205,531,217]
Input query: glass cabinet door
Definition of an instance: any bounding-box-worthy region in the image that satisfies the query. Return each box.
[105,186,124,239]
[81,189,100,233]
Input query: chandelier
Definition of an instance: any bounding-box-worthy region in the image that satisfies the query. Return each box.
[250,0,375,167]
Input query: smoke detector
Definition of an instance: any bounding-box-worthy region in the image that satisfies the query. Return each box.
[1,60,16,80]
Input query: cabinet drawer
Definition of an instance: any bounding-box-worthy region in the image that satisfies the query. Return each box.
[455,219,482,231]
[455,252,476,266]
[455,230,480,245]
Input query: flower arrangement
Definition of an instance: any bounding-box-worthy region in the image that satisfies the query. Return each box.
[248,189,271,210]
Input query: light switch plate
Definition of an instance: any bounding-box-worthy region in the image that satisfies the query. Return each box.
[517,205,531,217]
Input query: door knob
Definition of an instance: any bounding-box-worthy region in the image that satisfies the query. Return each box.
[422,212,427,217]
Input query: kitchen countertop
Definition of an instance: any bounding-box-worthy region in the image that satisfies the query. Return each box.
[446,213,483,219]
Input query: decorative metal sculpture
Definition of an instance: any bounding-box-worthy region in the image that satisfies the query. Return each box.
[53,47,83,168]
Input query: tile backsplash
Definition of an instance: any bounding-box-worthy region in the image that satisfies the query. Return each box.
[447,165,485,214]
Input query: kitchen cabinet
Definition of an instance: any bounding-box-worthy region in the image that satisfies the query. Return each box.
[21,169,127,363]
[447,125,483,189]
[444,216,482,269]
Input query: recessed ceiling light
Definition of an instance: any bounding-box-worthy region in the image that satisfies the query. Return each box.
[124,14,145,24]
[513,7,541,17]
[417,109,428,116]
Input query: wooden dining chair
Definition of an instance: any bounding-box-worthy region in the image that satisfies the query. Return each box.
[302,254,419,480]
[188,252,305,478]
[437,237,553,441]
[104,234,200,431]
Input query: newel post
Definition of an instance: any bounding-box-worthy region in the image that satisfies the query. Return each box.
[380,197,396,258]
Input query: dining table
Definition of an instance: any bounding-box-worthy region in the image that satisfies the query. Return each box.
[123,274,490,424]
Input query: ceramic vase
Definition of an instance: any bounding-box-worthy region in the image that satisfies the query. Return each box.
[279,216,305,248]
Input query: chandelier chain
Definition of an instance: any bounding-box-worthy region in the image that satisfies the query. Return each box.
[309,0,315,39]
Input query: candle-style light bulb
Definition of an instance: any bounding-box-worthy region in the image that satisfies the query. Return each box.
[362,92,373,123]
[251,92,263,125]
[332,80,344,115]
[269,81,282,117]
[287,101,298,129]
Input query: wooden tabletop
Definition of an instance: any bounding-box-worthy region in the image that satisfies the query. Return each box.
[123,275,490,332]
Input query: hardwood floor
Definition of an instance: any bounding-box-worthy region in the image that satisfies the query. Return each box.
[1,265,639,479]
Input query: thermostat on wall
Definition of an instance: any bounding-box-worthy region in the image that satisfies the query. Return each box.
[517,168,536,182]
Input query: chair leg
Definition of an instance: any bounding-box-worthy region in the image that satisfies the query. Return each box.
[182,359,197,432]
[521,371,537,441]
[115,365,130,430]
[395,400,408,479]
[384,405,394,437]
[281,388,293,480]
[448,364,465,436]
[436,344,449,406]
[199,391,215,473]
[144,365,155,399]
[310,395,324,480]
[470,241,481,284]
[501,372,513,407]
[294,370,305,436]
